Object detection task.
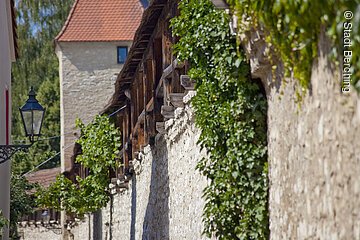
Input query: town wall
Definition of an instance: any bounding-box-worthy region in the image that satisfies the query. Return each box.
[18,224,61,240]
[243,29,360,239]
[66,102,211,240]
[21,26,360,240]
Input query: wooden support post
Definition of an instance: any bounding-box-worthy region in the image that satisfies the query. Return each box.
[161,105,174,119]
[180,75,195,90]
[122,110,128,175]
[137,123,145,151]
[169,93,184,108]
[146,113,156,139]
[163,78,170,106]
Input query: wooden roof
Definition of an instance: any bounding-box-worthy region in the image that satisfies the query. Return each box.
[104,0,167,112]
[26,167,60,189]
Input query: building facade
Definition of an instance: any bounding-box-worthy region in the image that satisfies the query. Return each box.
[55,0,144,174]
[0,0,17,239]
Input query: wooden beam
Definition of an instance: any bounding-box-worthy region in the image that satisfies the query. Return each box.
[146,97,154,112]
[169,93,184,108]
[161,63,173,80]
[161,105,174,119]
[155,77,164,98]
[180,75,195,90]
[158,59,184,89]
[146,113,156,138]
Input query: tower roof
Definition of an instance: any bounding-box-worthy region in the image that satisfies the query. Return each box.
[56,0,144,42]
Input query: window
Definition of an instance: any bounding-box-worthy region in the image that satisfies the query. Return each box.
[140,0,149,8]
[117,46,128,64]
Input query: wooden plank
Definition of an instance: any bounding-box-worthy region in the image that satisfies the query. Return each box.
[160,59,182,81]
[145,59,155,104]
[171,66,183,93]
[131,85,136,130]
[146,97,154,112]
[161,105,174,119]
[122,114,127,174]
[142,72,148,146]
[153,38,163,87]
[163,78,170,106]
[155,77,164,98]
[137,124,145,149]
[180,75,195,90]
[161,64,173,80]
[162,17,173,68]
[169,93,184,108]
[146,113,156,138]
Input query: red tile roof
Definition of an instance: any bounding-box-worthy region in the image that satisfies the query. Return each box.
[26,167,60,189]
[56,0,144,42]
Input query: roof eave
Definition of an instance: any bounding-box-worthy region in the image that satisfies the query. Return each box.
[103,0,168,114]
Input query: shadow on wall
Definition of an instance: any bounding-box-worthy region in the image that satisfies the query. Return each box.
[130,135,170,240]
[130,174,137,239]
[93,210,102,240]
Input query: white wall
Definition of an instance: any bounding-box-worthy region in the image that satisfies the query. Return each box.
[0,0,16,239]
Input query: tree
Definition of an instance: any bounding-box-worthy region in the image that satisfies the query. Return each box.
[9,0,74,237]
[0,210,9,238]
[11,0,74,174]
[9,175,37,239]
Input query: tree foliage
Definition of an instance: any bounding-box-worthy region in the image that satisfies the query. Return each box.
[0,210,9,238]
[228,0,360,93]
[10,1,73,237]
[9,175,37,239]
[172,0,268,239]
[11,0,74,173]
[36,115,121,216]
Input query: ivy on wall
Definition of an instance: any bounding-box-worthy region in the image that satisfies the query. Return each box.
[36,115,121,216]
[228,0,360,93]
[171,0,269,239]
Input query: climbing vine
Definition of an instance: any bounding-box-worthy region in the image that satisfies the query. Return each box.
[228,0,360,93]
[172,0,268,239]
[36,115,121,216]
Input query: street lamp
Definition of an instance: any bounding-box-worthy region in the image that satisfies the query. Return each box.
[0,87,45,164]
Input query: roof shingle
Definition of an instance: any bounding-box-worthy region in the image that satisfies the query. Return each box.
[26,167,60,189]
[56,0,144,42]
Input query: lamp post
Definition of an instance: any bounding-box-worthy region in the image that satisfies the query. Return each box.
[0,87,45,164]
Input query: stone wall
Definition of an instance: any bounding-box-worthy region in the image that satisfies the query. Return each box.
[56,41,132,171]
[18,224,62,240]
[243,29,360,239]
[66,103,211,240]
[23,23,360,240]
